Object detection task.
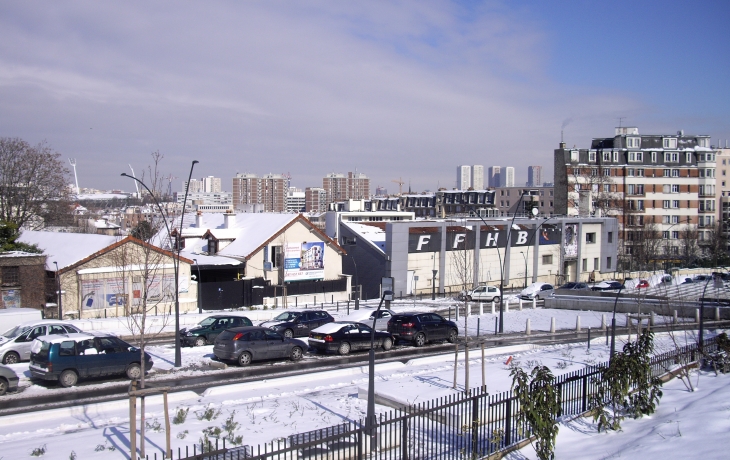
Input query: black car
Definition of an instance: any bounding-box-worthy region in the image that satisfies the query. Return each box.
[213,326,306,366]
[590,281,624,291]
[308,322,394,355]
[180,314,253,347]
[387,312,458,347]
[556,282,589,291]
[259,310,334,338]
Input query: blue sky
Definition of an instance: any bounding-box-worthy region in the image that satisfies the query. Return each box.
[0,0,727,193]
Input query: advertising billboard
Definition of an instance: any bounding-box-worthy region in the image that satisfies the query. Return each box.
[563,224,578,258]
[284,242,325,281]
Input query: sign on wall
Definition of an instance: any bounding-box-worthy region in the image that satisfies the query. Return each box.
[407,225,563,253]
[1,289,20,308]
[284,242,325,281]
[563,224,578,258]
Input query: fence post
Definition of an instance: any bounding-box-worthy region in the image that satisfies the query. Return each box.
[504,397,512,446]
[401,416,409,460]
[471,392,480,457]
[581,374,588,412]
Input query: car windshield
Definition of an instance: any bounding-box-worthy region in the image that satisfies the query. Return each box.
[197,317,217,327]
[2,325,31,339]
[273,312,299,322]
[559,283,576,289]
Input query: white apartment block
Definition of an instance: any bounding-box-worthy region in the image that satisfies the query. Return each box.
[456,165,471,189]
[472,165,484,190]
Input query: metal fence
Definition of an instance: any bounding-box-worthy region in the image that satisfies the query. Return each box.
[153,338,716,460]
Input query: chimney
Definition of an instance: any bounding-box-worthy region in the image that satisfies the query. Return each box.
[196,211,203,228]
[559,141,566,149]
[223,211,236,229]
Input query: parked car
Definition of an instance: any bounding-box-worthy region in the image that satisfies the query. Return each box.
[29,333,153,388]
[387,312,458,347]
[309,322,394,355]
[461,285,501,303]
[180,314,253,347]
[340,308,397,331]
[0,320,83,364]
[213,326,306,366]
[519,283,554,300]
[556,282,590,291]
[590,281,624,291]
[636,279,650,289]
[0,364,19,396]
[259,310,334,338]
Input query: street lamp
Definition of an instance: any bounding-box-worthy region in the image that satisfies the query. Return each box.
[53,261,62,319]
[122,159,198,367]
[431,269,438,300]
[610,284,625,359]
[367,289,394,452]
[193,258,202,314]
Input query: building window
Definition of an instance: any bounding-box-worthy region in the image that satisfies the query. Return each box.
[627,137,641,148]
[586,232,596,244]
[607,257,612,269]
[663,169,671,177]
[672,200,679,208]
[627,168,635,177]
[582,258,588,272]
[665,152,679,162]
[1,266,19,285]
[542,254,553,265]
[612,152,619,162]
[594,257,599,271]
[603,184,610,193]
[570,150,579,162]
[607,232,613,243]
[637,168,645,177]
[588,152,596,162]
[662,200,670,209]
[271,245,283,268]
[672,215,679,224]
[672,169,679,177]
[591,168,598,176]
[603,168,611,176]
[628,152,643,162]
[602,152,611,162]
[651,152,657,163]
[663,138,677,149]
[672,184,680,193]
[686,152,692,163]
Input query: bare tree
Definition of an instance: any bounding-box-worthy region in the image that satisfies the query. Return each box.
[0,138,70,229]
[679,225,700,268]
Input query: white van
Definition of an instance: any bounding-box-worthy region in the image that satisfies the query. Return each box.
[0,308,42,334]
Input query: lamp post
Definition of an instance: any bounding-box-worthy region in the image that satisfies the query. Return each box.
[497,192,529,332]
[610,284,625,360]
[522,214,556,285]
[698,273,717,351]
[53,261,62,319]
[122,159,198,367]
[431,269,438,300]
[193,259,202,314]
[367,289,394,452]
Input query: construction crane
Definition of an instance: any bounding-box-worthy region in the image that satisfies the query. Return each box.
[167,174,178,199]
[128,164,140,197]
[69,159,80,195]
[392,177,405,195]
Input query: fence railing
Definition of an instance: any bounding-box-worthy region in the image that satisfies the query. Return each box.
[156,338,717,460]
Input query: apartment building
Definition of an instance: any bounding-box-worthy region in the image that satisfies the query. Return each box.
[232,173,287,212]
[527,166,542,187]
[322,172,370,205]
[554,127,716,267]
[305,187,328,212]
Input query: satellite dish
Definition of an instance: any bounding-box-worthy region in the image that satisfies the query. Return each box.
[531,207,539,217]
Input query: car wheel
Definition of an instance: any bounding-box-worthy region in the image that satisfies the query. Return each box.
[447,329,458,344]
[338,342,351,355]
[414,333,426,347]
[290,346,303,362]
[126,363,142,380]
[237,352,252,366]
[194,337,206,347]
[283,329,294,339]
[382,337,393,351]
[59,369,78,388]
[0,378,7,396]
[535,295,541,301]
[2,352,19,365]
[493,296,501,304]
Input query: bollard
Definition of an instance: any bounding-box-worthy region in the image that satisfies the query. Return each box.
[295,297,298,308]
[575,316,581,332]
[477,317,481,338]
[673,310,678,324]
[347,301,350,315]
[518,298,523,311]
[695,308,700,324]
[314,296,317,305]
[479,302,484,316]
[491,301,495,315]
[494,317,498,334]
[336,301,339,312]
[455,305,460,322]
[505,299,510,313]
[716,307,721,321]
[550,317,556,334]
[650,311,655,327]
[601,314,606,331]
[532,298,536,309]
[587,327,591,349]
[449,307,452,321]
[605,326,609,346]
[525,318,531,335]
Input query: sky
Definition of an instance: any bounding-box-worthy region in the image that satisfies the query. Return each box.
[0,0,728,194]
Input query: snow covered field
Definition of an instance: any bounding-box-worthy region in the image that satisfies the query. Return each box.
[0,299,724,459]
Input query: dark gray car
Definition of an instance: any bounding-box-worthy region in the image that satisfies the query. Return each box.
[213,326,306,366]
[0,364,18,395]
[259,310,334,338]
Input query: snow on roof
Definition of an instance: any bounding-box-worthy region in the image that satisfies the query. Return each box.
[18,230,119,271]
[168,213,299,259]
[179,250,242,266]
[342,222,386,253]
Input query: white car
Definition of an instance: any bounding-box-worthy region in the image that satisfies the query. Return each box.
[340,308,396,331]
[463,286,501,303]
[0,320,83,364]
[519,283,554,300]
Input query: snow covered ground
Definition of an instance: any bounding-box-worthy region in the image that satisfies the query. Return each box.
[0,298,724,459]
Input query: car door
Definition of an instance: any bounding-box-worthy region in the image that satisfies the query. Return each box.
[487,287,498,301]
[471,286,485,300]
[429,314,448,340]
[373,310,392,330]
[246,330,268,361]
[56,339,80,377]
[77,339,104,378]
[15,326,47,360]
[264,329,288,359]
[356,323,376,350]
[209,318,230,342]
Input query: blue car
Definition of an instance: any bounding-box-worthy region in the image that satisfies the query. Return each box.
[29,333,153,388]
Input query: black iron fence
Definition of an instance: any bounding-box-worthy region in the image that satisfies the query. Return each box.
[152,339,715,460]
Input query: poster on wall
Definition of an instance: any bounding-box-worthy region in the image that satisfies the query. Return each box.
[563,224,578,257]
[81,279,104,310]
[104,278,127,307]
[284,242,325,281]
[539,225,562,245]
[1,290,20,308]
